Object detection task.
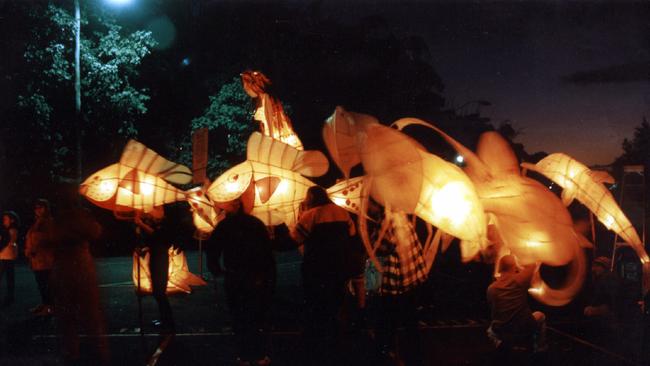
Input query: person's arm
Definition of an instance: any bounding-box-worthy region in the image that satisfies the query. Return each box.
[291,209,314,245]
[8,228,17,247]
[134,214,155,235]
[0,229,7,251]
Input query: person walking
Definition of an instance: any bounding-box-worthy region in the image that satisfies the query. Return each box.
[134,206,176,337]
[291,186,356,364]
[206,198,276,366]
[0,211,20,306]
[25,199,55,316]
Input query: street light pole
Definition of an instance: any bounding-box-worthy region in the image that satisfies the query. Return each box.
[74,0,82,184]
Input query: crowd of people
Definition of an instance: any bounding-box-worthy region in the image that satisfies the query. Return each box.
[0,189,645,366]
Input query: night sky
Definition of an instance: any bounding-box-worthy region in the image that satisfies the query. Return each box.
[4,1,649,167]
[326,2,650,166]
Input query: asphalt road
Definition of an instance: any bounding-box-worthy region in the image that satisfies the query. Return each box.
[0,250,647,366]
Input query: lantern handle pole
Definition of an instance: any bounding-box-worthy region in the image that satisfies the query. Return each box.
[198,238,203,279]
[136,247,144,337]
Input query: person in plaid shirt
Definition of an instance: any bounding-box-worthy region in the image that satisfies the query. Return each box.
[374,209,428,366]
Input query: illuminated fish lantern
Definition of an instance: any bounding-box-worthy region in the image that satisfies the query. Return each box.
[133,247,207,294]
[207,132,328,227]
[391,118,601,305]
[523,153,650,292]
[241,70,304,150]
[80,140,192,214]
[323,107,487,263]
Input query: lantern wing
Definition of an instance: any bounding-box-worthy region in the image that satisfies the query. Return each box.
[322,107,380,178]
[120,139,192,185]
[247,132,328,178]
[475,132,520,177]
[392,117,492,183]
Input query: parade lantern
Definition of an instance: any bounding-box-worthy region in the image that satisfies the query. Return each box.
[523,153,650,292]
[79,140,192,214]
[323,108,487,261]
[326,176,367,216]
[186,187,221,235]
[133,247,207,294]
[388,117,650,305]
[80,140,206,293]
[241,70,304,150]
[207,132,328,228]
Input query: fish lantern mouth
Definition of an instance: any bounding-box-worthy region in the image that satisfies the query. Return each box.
[79,185,88,196]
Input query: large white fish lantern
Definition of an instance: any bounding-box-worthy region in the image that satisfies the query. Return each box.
[133,247,207,294]
[523,153,650,290]
[207,132,328,227]
[80,140,192,213]
[323,107,487,257]
[392,117,649,305]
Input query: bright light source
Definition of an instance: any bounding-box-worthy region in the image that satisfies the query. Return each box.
[430,182,472,228]
[99,179,116,194]
[140,180,154,196]
[105,0,133,5]
[455,155,464,164]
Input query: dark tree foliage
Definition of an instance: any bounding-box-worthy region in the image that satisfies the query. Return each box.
[174,77,256,178]
[2,2,154,203]
[619,118,650,165]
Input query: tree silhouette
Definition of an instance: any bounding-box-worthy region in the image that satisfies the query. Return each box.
[12,2,155,184]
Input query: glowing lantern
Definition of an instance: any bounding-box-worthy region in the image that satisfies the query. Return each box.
[186,187,221,235]
[133,247,207,294]
[323,108,487,250]
[326,176,367,216]
[522,153,644,251]
[523,153,650,291]
[208,132,328,227]
[241,70,304,150]
[371,116,593,305]
[80,140,192,213]
[322,107,379,178]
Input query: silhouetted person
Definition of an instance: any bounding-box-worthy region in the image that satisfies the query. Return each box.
[134,206,175,336]
[25,199,55,316]
[291,186,356,364]
[206,198,275,366]
[583,256,621,345]
[51,207,109,364]
[0,211,19,306]
[487,255,546,352]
